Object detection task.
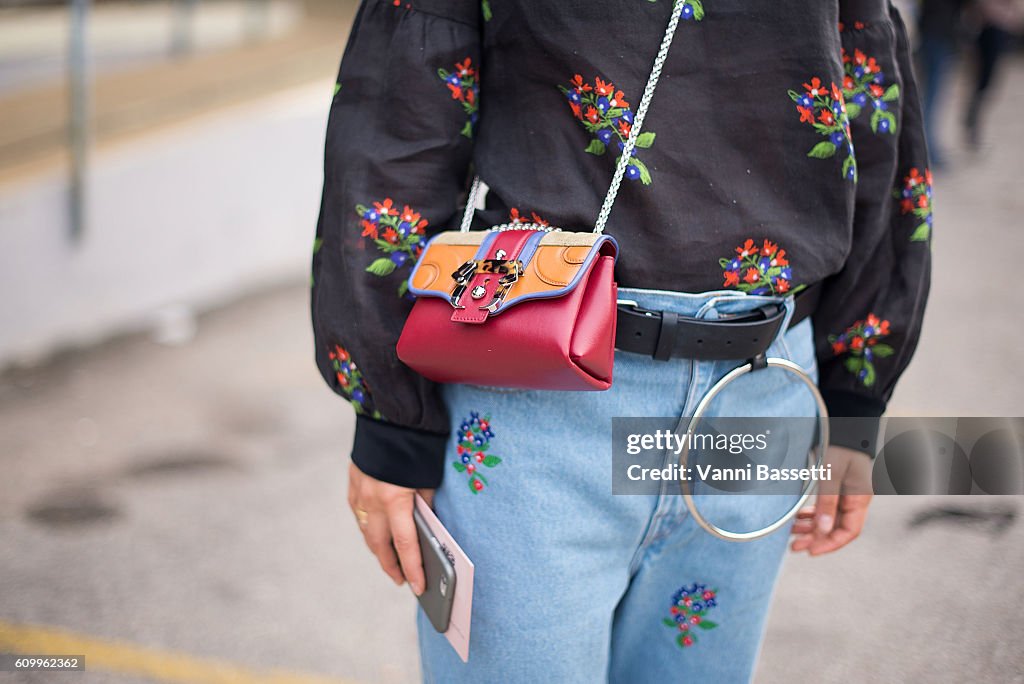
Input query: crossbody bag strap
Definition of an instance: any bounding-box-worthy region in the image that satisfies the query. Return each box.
[459,0,686,234]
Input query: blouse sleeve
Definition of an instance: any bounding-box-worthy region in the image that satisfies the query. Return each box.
[813,1,933,455]
[310,0,481,488]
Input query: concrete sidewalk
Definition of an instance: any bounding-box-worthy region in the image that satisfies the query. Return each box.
[1,52,1023,684]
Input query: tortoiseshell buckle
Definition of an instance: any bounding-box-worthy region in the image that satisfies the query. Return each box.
[449,259,524,313]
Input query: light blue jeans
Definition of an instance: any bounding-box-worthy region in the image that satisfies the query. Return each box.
[417,286,820,683]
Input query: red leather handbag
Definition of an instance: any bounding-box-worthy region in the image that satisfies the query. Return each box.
[395,1,685,391]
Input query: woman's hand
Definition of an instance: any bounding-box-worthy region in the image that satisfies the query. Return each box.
[348,462,435,595]
[790,445,873,556]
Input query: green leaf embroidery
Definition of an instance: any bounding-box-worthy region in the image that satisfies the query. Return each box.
[807,141,837,159]
[697,620,718,630]
[333,82,341,97]
[882,83,900,102]
[635,131,656,148]
[482,455,502,467]
[663,618,677,628]
[630,157,652,185]
[863,362,877,387]
[910,223,930,242]
[481,0,492,21]
[452,462,467,473]
[691,0,705,20]
[872,343,895,357]
[842,154,857,181]
[845,103,862,120]
[585,139,607,156]
[366,258,397,277]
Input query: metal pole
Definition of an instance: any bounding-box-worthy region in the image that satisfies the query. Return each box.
[170,0,199,56]
[68,0,90,243]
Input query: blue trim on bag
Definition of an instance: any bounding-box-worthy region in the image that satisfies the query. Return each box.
[406,233,618,315]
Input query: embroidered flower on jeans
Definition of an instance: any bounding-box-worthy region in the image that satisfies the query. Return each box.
[841,48,899,134]
[438,58,479,138]
[646,0,705,21]
[356,197,427,297]
[719,239,802,295]
[329,344,383,419]
[663,583,719,648]
[788,78,857,181]
[557,74,657,184]
[453,412,502,494]
[895,167,933,242]
[828,314,894,387]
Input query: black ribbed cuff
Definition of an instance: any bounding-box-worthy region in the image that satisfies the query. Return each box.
[822,389,885,458]
[351,415,449,488]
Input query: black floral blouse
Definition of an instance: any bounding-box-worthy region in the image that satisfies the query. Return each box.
[310,0,932,488]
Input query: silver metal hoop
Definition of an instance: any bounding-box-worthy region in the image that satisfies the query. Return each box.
[676,357,830,542]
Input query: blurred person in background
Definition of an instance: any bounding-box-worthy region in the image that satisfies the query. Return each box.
[963,0,1024,149]
[311,0,932,681]
[916,0,968,166]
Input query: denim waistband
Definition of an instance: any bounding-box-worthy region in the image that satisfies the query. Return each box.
[616,286,798,333]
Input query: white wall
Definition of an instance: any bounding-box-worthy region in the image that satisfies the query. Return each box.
[0,80,330,367]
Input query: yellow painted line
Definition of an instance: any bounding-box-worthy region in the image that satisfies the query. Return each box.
[0,620,360,684]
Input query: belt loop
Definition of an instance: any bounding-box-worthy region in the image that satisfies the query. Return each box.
[653,311,678,361]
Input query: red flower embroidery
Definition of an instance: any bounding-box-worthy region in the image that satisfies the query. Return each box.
[438,57,480,138]
[373,198,397,216]
[828,314,895,387]
[803,77,828,97]
[664,583,719,649]
[570,74,592,92]
[452,412,501,494]
[735,239,759,258]
[721,238,797,295]
[895,167,933,241]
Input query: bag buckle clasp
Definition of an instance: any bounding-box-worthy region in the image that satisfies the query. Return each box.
[450,259,524,312]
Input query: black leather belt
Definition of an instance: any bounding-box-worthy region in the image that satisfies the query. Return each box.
[614,281,822,361]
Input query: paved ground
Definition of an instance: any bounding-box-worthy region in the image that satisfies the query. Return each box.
[1,28,1024,684]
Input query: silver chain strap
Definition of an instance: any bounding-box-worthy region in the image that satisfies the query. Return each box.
[460,0,685,234]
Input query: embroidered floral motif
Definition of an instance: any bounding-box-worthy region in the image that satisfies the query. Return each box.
[788,78,857,181]
[508,207,549,226]
[719,239,802,295]
[438,58,479,138]
[840,48,899,134]
[329,344,382,418]
[453,411,501,494]
[557,74,657,184]
[356,197,427,297]
[895,167,933,242]
[646,0,705,21]
[663,583,719,648]
[829,314,893,387]
[838,20,868,32]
